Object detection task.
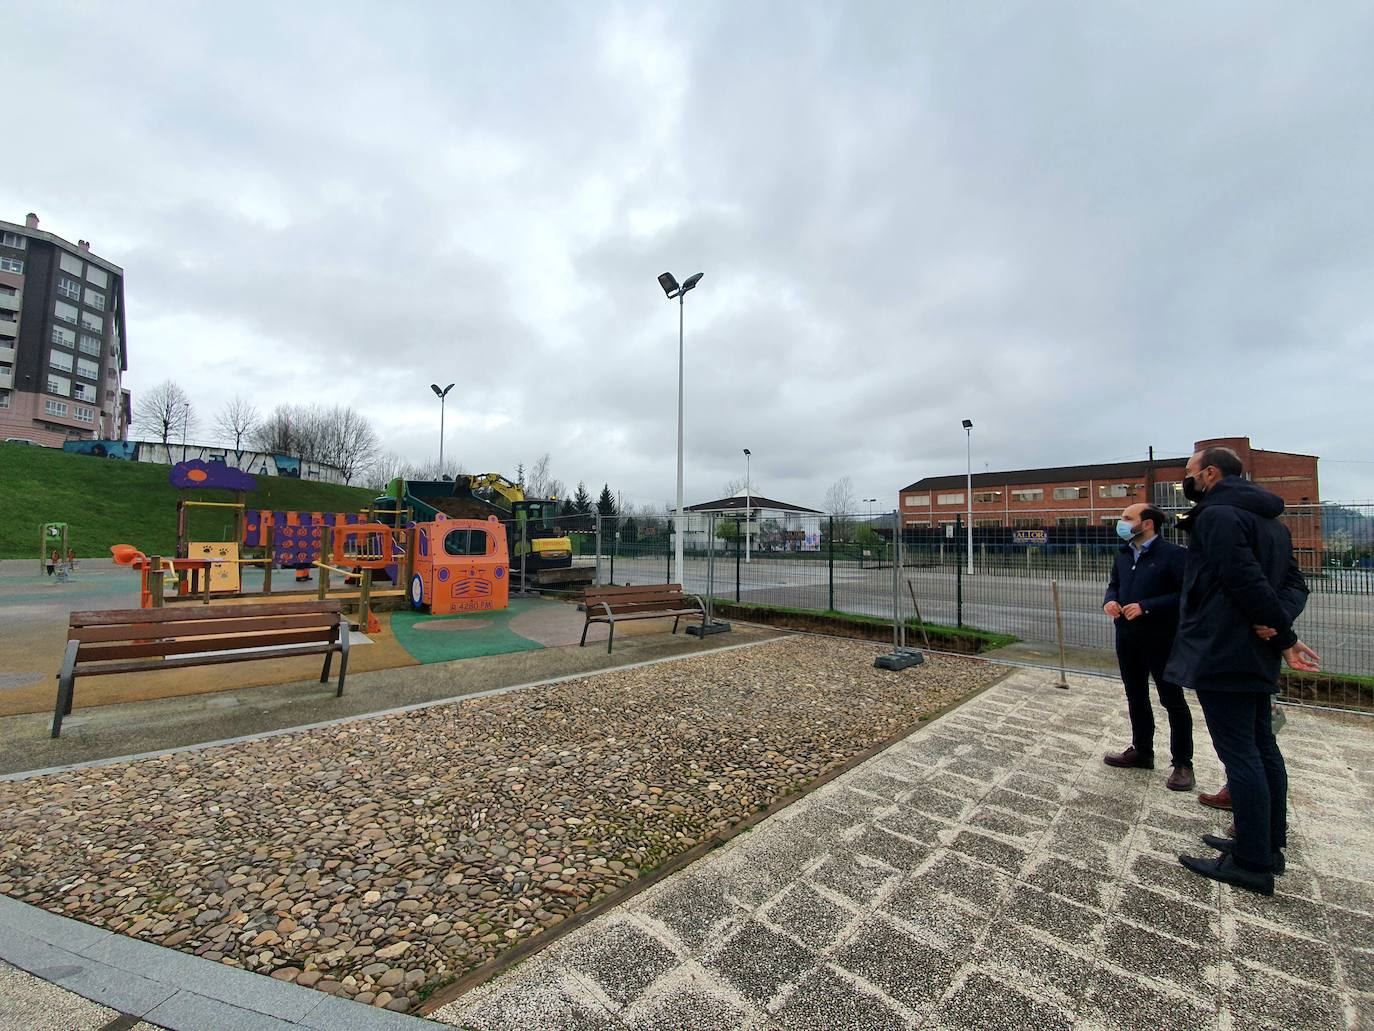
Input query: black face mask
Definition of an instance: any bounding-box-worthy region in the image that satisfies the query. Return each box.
[1182,475,1205,502]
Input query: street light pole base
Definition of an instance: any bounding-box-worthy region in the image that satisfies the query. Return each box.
[874,649,925,671]
[687,621,732,637]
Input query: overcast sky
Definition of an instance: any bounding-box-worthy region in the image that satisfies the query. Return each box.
[5,2,1372,507]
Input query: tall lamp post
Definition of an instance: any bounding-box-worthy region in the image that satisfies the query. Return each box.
[431,383,455,473]
[743,448,752,563]
[658,271,704,586]
[962,419,973,575]
[864,497,877,521]
[181,402,191,463]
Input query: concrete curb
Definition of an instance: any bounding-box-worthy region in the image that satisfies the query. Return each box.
[0,895,431,1029]
[0,635,784,782]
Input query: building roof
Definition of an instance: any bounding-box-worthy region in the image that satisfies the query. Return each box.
[0,218,125,275]
[902,457,1188,493]
[686,494,822,515]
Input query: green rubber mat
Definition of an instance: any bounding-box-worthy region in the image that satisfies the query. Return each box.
[390,597,550,664]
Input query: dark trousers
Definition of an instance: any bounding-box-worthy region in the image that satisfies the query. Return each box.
[1116,634,1193,767]
[1197,689,1287,871]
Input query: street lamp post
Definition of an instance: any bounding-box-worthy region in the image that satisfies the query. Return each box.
[658,271,704,586]
[430,383,455,473]
[181,402,191,463]
[743,448,751,563]
[962,419,973,575]
[864,497,877,521]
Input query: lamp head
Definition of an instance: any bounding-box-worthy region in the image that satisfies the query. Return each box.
[431,383,455,399]
[961,419,973,430]
[743,448,751,456]
[681,272,704,293]
[657,272,680,298]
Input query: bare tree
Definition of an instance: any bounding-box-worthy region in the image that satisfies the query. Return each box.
[250,405,296,455]
[214,396,260,451]
[721,478,746,498]
[134,380,193,450]
[825,475,856,537]
[367,451,408,490]
[526,452,554,498]
[318,405,381,485]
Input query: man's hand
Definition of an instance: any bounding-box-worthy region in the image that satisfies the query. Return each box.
[1122,603,1143,621]
[1104,601,1122,618]
[1282,640,1320,672]
[1253,625,1278,640]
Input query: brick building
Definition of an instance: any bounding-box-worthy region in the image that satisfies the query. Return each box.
[0,213,129,446]
[899,437,1322,564]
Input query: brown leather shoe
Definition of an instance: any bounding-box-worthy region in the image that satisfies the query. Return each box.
[1167,767,1196,791]
[1198,784,1232,810]
[1104,745,1155,770]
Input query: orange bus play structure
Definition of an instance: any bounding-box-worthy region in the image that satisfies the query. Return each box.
[408,515,510,615]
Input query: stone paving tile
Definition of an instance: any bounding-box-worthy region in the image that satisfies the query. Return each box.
[556,916,679,1010]
[769,963,911,1031]
[432,670,1374,1030]
[450,965,620,1030]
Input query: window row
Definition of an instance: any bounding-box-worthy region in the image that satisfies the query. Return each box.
[49,348,99,379]
[54,300,103,333]
[42,398,95,421]
[0,256,22,275]
[0,388,10,408]
[0,231,26,250]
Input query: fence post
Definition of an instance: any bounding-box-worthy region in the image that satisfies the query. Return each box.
[149,558,164,608]
[609,516,616,585]
[1051,580,1070,689]
[956,515,964,628]
[666,524,672,584]
[827,516,835,612]
[594,514,603,588]
[263,525,274,596]
[735,517,742,602]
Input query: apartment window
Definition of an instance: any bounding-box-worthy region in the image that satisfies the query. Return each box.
[84,288,106,310]
[55,300,79,324]
[1097,483,1130,499]
[0,231,26,249]
[937,492,964,505]
[77,357,99,380]
[907,495,930,507]
[1012,518,1044,528]
[904,520,932,527]
[0,389,10,408]
[0,256,23,274]
[51,325,76,348]
[47,374,71,395]
[86,265,109,288]
[1099,515,1120,525]
[74,384,96,403]
[74,405,94,422]
[1011,488,1043,502]
[57,276,82,301]
[974,491,1003,504]
[50,349,74,373]
[59,252,84,276]
[44,398,69,417]
[1053,486,1088,501]
[80,311,103,334]
[975,519,1003,527]
[79,334,101,356]
[1056,516,1090,527]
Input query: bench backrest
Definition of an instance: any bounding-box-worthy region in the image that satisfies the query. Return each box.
[67,602,344,665]
[583,584,698,615]
[584,583,683,604]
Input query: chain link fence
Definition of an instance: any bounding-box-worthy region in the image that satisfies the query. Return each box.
[581,504,1372,712]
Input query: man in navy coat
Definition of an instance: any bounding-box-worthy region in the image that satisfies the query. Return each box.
[1102,503,1194,790]
[1167,446,1318,896]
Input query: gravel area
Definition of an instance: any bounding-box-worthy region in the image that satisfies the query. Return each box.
[0,637,999,1015]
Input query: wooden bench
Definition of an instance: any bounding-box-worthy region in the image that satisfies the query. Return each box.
[53,601,350,738]
[580,584,707,653]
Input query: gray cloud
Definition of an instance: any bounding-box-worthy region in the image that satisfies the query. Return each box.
[5,0,1371,507]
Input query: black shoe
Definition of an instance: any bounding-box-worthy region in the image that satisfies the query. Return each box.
[1103,745,1154,770]
[1200,834,1285,875]
[1179,853,1274,896]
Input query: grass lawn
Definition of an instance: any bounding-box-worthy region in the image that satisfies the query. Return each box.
[0,443,380,559]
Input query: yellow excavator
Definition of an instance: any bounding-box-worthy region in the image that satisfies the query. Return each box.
[380,473,575,571]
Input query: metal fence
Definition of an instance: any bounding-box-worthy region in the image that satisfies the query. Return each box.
[579,504,1372,712]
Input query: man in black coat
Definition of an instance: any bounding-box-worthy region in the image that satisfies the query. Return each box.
[1102,503,1194,790]
[1167,446,1319,896]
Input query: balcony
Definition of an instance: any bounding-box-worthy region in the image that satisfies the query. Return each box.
[0,318,17,338]
[0,293,19,313]
[0,368,11,389]
[0,343,14,365]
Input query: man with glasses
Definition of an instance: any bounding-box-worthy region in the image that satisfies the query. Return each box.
[1167,446,1318,896]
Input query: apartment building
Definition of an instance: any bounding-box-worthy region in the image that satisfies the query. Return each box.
[0,213,129,445]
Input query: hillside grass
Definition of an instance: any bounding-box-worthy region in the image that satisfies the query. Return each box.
[0,444,381,560]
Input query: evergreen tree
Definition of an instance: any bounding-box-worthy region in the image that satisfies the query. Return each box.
[596,483,617,517]
[559,498,577,518]
[573,481,593,515]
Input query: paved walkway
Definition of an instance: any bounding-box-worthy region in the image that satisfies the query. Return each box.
[433,668,1374,1030]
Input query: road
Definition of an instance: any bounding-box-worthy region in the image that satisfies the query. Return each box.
[591,554,1374,678]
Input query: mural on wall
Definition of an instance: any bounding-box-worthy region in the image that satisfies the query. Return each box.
[63,440,138,461]
[169,460,258,491]
[62,441,343,483]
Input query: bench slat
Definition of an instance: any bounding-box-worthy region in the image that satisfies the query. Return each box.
[585,584,682,599]
[586,599,699,614]
[586,608,701,621]
[71,644,337,678]
[77,628,336,663]
[68,602,343,627]
[70,613,339,644]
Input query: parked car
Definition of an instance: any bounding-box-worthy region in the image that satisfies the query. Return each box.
[4,437,41,446]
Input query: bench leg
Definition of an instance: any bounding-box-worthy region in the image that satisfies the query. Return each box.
[672,615,681,634]
[606,615,615,654]
[336,618,350,697]
[52,641,79,738]
[580,617,590,648]
[320,649,333,684]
